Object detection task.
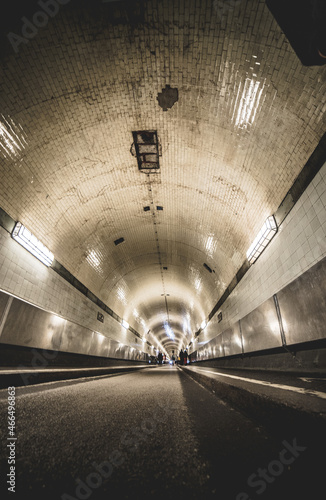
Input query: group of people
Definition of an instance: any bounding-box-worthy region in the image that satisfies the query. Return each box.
[177,349,188,365]
[156,349,189,365]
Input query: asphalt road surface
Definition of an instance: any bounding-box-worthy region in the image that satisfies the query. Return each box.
[0,365,324,500]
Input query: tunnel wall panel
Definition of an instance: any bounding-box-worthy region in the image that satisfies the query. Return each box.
[197,323,243,361]
[240,297,282,353]
[1,298,66,350]
[221,323,243,357]
[63,322,96,356]
[196,256,326,362]
[277,258,326,345]
[0,290,149,363]
[197,333,224,361]
[0,292,9,320]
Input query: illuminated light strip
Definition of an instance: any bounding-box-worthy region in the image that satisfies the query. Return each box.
[12,222,54,267]
[192,368,326,400]
[246,215,277,264]
[121,320,129,330]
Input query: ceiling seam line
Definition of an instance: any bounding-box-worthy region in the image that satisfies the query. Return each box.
[146,174,172,343]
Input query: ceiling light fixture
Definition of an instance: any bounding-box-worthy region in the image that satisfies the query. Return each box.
[132,130,160,173]
[121,319,129,330]
[12,222,54,267]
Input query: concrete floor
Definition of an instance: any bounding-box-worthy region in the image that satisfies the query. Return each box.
[0,365,324,500]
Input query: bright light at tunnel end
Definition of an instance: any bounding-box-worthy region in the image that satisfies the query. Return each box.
[246,215,277,265]
[164,321,175,340]
[12,222,54,267]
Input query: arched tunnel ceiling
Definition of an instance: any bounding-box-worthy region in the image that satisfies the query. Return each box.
[0,0,325,354]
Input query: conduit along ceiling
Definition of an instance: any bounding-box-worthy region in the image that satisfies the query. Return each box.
[0,0,325,355]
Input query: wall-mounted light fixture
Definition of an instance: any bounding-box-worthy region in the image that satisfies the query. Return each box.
[201,320,207,330]
[246,215,277,264]
[12,222,54,267]
[121,319,129,330]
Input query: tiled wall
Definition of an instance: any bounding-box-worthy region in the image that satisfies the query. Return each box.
[197,161,326,347]
[0,226,150,353]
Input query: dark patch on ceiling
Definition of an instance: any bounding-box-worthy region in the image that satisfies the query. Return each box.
[157,84,179,111]
[203,263,214,273]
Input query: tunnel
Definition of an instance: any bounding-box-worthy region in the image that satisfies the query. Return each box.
[0,1,325,499]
